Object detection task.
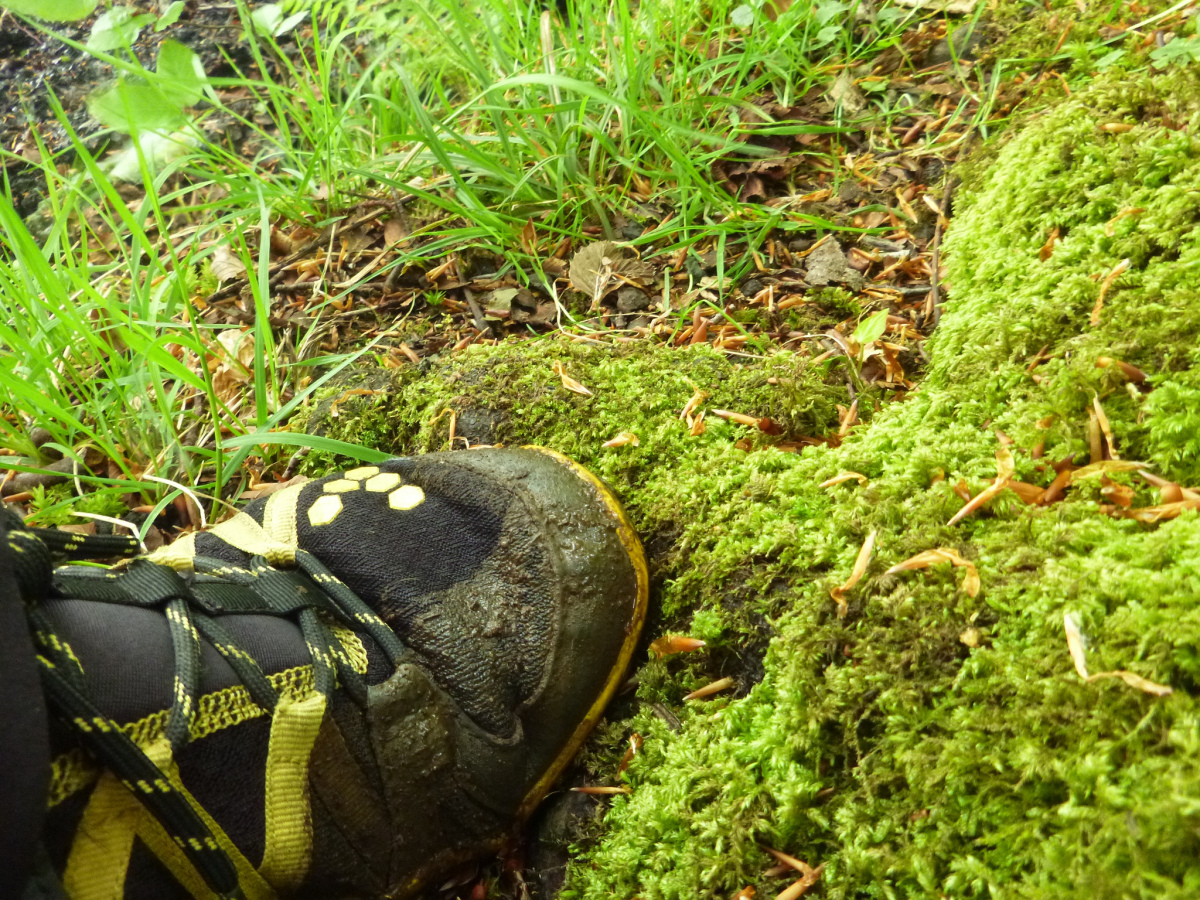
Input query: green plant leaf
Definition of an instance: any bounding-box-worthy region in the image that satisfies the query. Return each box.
[731,5,755,28]
[156,40,206,106]
[853,309,889,348]
[221,431,392,463]
[87,6,155,51]
[1150,35,1200,69]
[0,0,96,21]
[88,80,186,133]
[156,0,185,30]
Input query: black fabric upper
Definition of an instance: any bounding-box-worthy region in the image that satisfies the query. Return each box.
[0,516,50,899]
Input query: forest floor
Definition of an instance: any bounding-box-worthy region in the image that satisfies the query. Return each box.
[3,0,1200,897]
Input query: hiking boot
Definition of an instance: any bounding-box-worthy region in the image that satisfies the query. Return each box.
[14,448,648,900]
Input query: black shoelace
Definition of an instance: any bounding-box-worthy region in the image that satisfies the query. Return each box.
[7,514,410,900]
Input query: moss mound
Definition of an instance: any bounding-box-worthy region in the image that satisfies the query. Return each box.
[304,65,1200,898]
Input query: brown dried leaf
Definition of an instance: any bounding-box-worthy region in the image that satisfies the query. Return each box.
[1095,356,1147,383]
[1068,460,1147,483]
[947,446,1014,527]
[1063,612,1089,680]
[1121,498,1200,523]
[711,409,760,428]
[1089,669,1173,696]
[680,388,709,421]
[617,732,643,774]
[1093,394,1118,459]
[831,531,876,617]
[552,361,593,396]
[683,676,736,701]
[1090,258,1130,327]
[1039,226,1060,262]
[1007,481,1046,504]
[383,218,407,246]
[602,431,640,449]
[820,471,868,489]
[520,217,538,256]
[570,786,631,795]
[212,245,246,283]
[568,241,652,300]
[885,547,980,598]
[649,635,707,658]
[775,865,825,900]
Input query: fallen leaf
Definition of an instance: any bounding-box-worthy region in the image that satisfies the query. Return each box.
[1100,475,1134,508]
[568,241,653,301]
[1139,471,1200,503]
[211,245,246,283]
[775,865,825,900]
[1039,226,1060,262]
[1095,356,1147,384]
[617,733,643,773]
[1007,481,1045,504]
[689,412,707,436]
[1068,460,1147,483]
[520,217,538,256]
[712,409,761,427]
[763,846,818,878]
[820,471,868,489]
[1093,394,1118,459]
[1090,258,1130,327]
[570,786,631,795]
[649,635,706,659]
[1088,669,1172,696]
[885,548,980,598]
[684,676,736,701]
[1063,612,1089,680]
[680,388,709,421]
[831,531,876,617]
[837,399,859,438]
[603,431,640,448]
[1120,498,1200,523]
[552,361,593,396]
[828,70,866,114]
[947,446,1014,526]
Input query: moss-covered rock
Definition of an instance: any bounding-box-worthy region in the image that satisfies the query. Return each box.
[299,64,1200,898]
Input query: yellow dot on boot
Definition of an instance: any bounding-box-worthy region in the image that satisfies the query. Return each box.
[344,466,379,481]
[323,479,360,493]
[388,485,425,510]
[308,495,343,526]
[364,472,401,493]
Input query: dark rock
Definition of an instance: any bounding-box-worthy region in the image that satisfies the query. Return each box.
[621,223,644,240]
[838,180,863,203]
[616,285,651,313]
[804,239,865,291]
[741,278,764,298]
[2,457,78,496]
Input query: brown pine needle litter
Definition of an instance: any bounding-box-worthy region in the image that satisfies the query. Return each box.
[886,548,980,597]
[683,676,736,701]
[649,635,706,659]
[819,471,868,488]
[831,531,876,617]
[947,446,1014,526]
[1063,612,1172,696]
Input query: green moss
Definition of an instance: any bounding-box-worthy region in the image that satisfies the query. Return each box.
[313,65,1200,898]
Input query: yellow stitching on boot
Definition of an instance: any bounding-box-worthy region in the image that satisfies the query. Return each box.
[307,495,343,526]
[63,770,142,900]
[343,466,379,480]
[364,472,401,493]
[262,482,304,551]
[258,693,326,891]
[146,531,198,571]
[387,485,425,510]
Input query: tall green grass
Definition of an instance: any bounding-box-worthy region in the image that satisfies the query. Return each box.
[0,0,926,519]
